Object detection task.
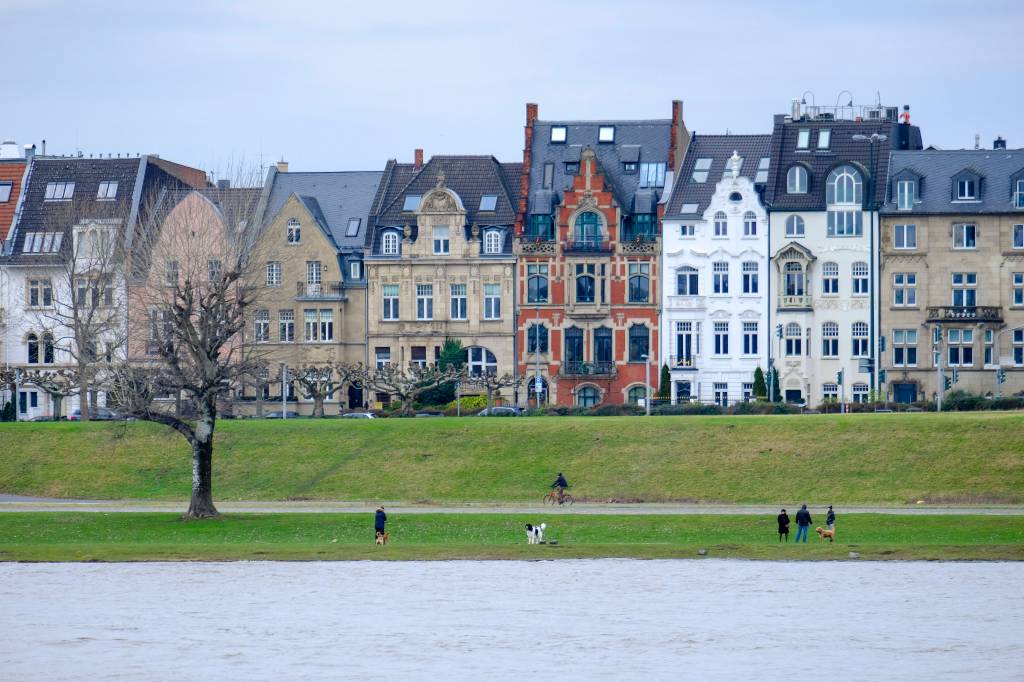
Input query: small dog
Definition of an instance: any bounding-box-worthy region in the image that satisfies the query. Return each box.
[525,523,546,545]
[815,526,835,543]
[375,531,389,546]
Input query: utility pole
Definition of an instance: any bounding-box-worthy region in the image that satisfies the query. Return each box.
[852,132,887,395]
[280,361,288,419]
[642,353,651,416]
[934,325,943,412]
[534,306,542,407]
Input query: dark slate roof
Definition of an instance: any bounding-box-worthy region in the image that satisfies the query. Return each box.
[881,149,1024,215]
[368,155,521,256]
[264,171,382,251]
[764,115,923,211]
[664,133,772,219]
[526,119,671,215]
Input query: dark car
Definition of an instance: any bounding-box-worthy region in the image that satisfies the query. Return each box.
[476,406,522,417]
[67,407,121,421]
[264,410,301,419]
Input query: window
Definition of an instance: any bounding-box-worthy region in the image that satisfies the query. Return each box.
[692,158,712,183]
[786,215,805,237]
[165,260,179,287]
[484,283,501,319]
[266,262,281,287]
[527,264,548,303]
[349,260,362,280]
[416,284,433,320]
[254,310,270,342]
[823,383,838,401]
[411,347,427,368]
[675,321,699,367]
[382,231,400,256]
[677,266,698,296]
[479,194,498,212]
[743,212,757,236]
[817,129,831,149]
[822,262,839,295]
[712,262,729,294]
[375,347,391,368]
[639,163,666,188]
[713,211,727,237]
[527,323,549,353]
[75,277,113,308]
[714,382,729,407]
[319,309,333,341]
[1014,224,1024,249]
[1014,329,1024,366]
[985,329,995,366]
[346,218,361,237]
[742,321,758,355]
[710,321,728,356]
[575,264,596,303]
[27,278,52,307]
[827,165,863,205]
[948,328,974,366]
[797,129,810,149]
[96,181,118,199]
[564,162,579,174]
[208,259,222,283]
[44,182,75,200]
[787,167,808,194]
[623,161,638,173]
[527,214,554,241]
[956,178,977,200]
[0,182,11,202]
[893,273,917,307]
[1015,180,1024,209]
[893,329,918,367]
[304,310,318,341]
[852,262,869,295]
[450,284,467,320]
[742,262,758,294]
[852,384,868,404]
[785,262,806,297]
[598,126,615,142]
[278,310,294,342]
[550,126,567,143]
[287,219,301,244]
[484,230,502,254]
[680,224,695,237]
[952,272,977,307]
[26,333,39,364]
[382,284,400,320]
[433,226,450,254]
[851,322,869,357]
[897,180,915,210]
[576,385,600,407]
[828,210,863,237]
[629,324,650,362]
[627,385,648,406]
[628,263,650,302]
[785,323,802,356]
[1013,273,1024,306]
[306,261,322,294]
[574,211,602,245]
[467,347,497,376]
[402,195,421,211]
[755,157,770,184]
[953,223,976,249]
[893,224,917,249]
[821,322,839,358]
[542,163,554,189]
[564,326,584,365]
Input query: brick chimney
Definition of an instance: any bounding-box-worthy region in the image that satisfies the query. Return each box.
[669,99,690,171]
[414,148,424,169]
[517,103,539,237]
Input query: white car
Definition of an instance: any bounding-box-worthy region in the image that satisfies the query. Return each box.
[341,412,376,419]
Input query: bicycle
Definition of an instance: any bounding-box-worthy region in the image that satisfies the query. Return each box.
[543,489,575,506]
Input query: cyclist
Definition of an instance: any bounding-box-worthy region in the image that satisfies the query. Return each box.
[550,472,569,502]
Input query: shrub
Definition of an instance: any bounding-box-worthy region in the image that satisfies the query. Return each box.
[589,403,644,417]
[943,390,985,412]
[987,396,1024,411]
[444,395,487,413]
[652,403,723,416]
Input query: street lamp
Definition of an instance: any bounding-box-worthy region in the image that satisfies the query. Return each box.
[852,132,888,397]
[280,361,288,419]
[641,353,651,416]
[534,306,542,407]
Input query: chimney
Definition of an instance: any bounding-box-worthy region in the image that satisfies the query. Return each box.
[669,99,688,170]
[217,179,231,190]
[974,134,981,150]
[526,102,538,127]
[414,148,424,169]
[994,136,1007,150]
[41,139,46,156]
[0,140,18,159]
[24,144,35,161]
[276,160,289,173]
[517,103,539,237]
[791,98,801,121]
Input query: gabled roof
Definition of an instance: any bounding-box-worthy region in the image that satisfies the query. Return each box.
[882,149,1024,215]
[526,119,671,214]
[264,171,383,251]
[0,159,28,242]
[664,133,772,219]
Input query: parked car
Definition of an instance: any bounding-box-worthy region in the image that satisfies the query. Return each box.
[263,410,301,419]
[30,415,62,422]
[414,412,444,418]
[340,412,376,419]
[476,406,522,417]
[67,407,121,421]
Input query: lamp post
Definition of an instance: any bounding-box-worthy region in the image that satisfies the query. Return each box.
[852,132,887,397]
[280,362,288,419]
[641,353,651,416]
[534,306,542,407]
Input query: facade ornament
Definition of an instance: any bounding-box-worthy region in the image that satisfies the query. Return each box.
[402,224,412,241]
[471,223,480,239]
[435,171,446,188]
[729,150,742,179]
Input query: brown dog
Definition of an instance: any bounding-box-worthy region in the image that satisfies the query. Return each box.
[375,531,389,546]
[815,526,835,543]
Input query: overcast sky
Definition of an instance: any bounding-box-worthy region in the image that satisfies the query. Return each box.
[5,0,1022,178]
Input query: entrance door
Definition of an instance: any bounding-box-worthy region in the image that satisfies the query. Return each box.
[784,389,803,404]
[893,383,916,404]
[18,390,39,420]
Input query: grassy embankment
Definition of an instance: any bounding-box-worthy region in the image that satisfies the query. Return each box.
[1,413,1023,505]
[1,512,1021,562]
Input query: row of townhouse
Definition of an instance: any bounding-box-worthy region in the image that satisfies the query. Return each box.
[2,97,1023,417]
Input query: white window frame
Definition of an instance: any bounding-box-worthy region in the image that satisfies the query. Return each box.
[279,310,295,342]
[382,284,400,320]
[893,223,917,249]
[953,223,977,250]
[1013,224,1024,249]
[851,322,869,358]
[947,328,974,367]
[450,283,467,320]
[893,273,917,307]
[956,178,977,200]
[787,167,808,194]
[821,322,839,358]
[712,261,729,294]
[483,230,502,254]
[713,321,729,356]
[797,129,810,149]
[484,283,501,320]
[416,284,433,320]
[286,219,301,244]
[852,262,869,296]
[550,126,567,143]
[382,231,400,256]
[1013,273,1024,307]
[742,261,758,294]
[896,180,915,210]
[822,262,839,296]
[742,321,758,356]
[432,226,450,255]
[743,211,757,237]
[713,212,727,237]
[951,272,978,307]
[785,215,805,237]
[892,329,918,367]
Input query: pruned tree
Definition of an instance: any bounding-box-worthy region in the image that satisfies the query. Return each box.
[109,179,264,518]
[358,362,462,416]
[466,371,522,411]
[21,367,80,419]
[291,365,341,417]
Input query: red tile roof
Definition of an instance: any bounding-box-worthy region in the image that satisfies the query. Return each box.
[0,160,27,241]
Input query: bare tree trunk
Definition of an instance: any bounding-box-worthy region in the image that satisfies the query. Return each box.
[185,412,219,518]
[53,395,63,420]
[79,374,92,422]
[255,390,264,418]
[312,395,325,417]
[486,388,494,410]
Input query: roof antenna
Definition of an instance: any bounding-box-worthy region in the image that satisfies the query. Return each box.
[974,134,980,150]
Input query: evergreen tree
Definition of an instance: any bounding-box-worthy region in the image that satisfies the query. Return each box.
[657,364,671,399]
[752,366,767,399]
[418,338,465,406]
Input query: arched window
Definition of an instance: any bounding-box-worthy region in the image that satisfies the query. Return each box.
[564,326,584,366]
[527,323,549,353]
[787,166,808,194]
[577,385,601,408]
[713,211,728,237]
[784,262,805,297]
[628,324,649,363]
[821,322,839,357]
[677,266,698,296]
[627,385,647,405]
[743,211,757,236]
[822,261,839,295]
[42,333,55,364]
[26,333,39,364]
[575,267,595,303]
[852,261,869,295]
[628,263,649,302]
[827,165,863,205]
[852,322,869,357]
[527,264,548,303]
[483,230,502,254]
[593,327,613,364]
[381,231,400,255]
[574,211,602,246]
[785,322,803,356]
[785,215,805,237]
[467,346,497,376]
[88,231,99,257]
[287,218,301,244]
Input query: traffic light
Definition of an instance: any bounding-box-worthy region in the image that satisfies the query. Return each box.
[836,369,844,385]
[776,324,783,339]
[951,368,960,385]
[943,374,953,391]
[997,367,1007,385]
[878,369,886,384]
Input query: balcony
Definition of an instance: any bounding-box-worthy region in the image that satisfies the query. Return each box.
[670,355,698,370]
[778,294,812,310]
[564,238,613,255]
[926,306,1002,323]
[296,281,346,301]
[517,235,557,255]
[666,295,707,310]
[560,361,615,377]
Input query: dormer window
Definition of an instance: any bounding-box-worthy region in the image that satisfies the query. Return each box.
[639,162,666,188]
[691,159,712,183]
[797,129,810,149]
[957,178,977,200]
[550,126,567,143]
[1015,179,1024,209]
[432,226,450,254]
[381,231,400,256]
[479,194,498,212]
[787,166,808,194]
[483,230,502,254]
[0,182,11,202]
[346,218,361,237]
[897,180,916,210]
[44,181,75,201]
[817,129,831,149]
[755,158,770,183]
[598,126,615,143]
[564,162,579,175]
[623,161,637,173]
[402,195,421,212]
[97,181,118,200]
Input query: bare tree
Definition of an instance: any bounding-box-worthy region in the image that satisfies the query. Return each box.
[292,365,344,417]
[109,181,264,518]
[21,367,80,419]
[466,372,522,411]
[357,362,462,416]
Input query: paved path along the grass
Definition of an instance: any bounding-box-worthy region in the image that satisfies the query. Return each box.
[2,496,1023,515]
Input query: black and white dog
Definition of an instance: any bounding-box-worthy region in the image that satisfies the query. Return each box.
[525,523,546,544]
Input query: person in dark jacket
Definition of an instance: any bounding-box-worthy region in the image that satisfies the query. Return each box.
[374,506,387,539]
[826,505,835,530]
[777,509,790,542]
[551,473,569,491]
[794,504,812,543]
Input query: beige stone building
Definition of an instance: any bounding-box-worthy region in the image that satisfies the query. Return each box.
[365,154,521,405]
[880,146,1024,402]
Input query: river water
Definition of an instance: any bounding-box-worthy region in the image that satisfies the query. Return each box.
[1,560,1021,681]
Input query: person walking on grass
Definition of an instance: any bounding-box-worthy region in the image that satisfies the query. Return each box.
[374,506,387,540]
[777,509,790,542]
[826,505,835,530]
[794,504,812,543]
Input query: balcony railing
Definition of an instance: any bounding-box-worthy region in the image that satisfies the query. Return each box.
[564,239,613,254]
[926,306,1003,323]
[561,360,615,376]
[669,354,698,369]
[778,294,812,310]
[521,228,556,242]
[296,281,345,299]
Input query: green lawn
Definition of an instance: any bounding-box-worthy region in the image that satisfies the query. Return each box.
[1,512,1021,561]
[0,413,1023,505]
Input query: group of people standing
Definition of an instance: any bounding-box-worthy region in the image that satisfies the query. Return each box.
[777,504,835,542]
